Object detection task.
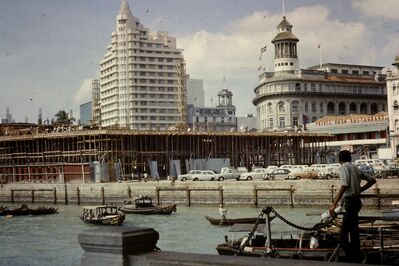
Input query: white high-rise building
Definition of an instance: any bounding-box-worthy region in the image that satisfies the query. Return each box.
[186,78,205,107]
[387,53,399,157]
[99,0,185,130]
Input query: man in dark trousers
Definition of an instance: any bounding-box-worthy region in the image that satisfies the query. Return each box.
[329,150,376,262]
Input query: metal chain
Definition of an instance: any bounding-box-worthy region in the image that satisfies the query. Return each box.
[236,210,267,254]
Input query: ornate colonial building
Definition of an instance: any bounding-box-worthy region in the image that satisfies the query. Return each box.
[387,53,399,157]
[253,16,387,132]
[99,0,185,130]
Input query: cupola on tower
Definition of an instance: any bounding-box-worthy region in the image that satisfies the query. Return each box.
[272,16,299,72]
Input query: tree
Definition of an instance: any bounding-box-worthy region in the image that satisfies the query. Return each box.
[54,110,75,125]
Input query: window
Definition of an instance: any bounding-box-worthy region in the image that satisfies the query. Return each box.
[267,103,273,113]
[312,116,317,122]
[331,69,338,73]
[269,118,274,128]
[349,102,357,114]
[295,83,301,91]
[279,117,285,128]
[311,102,316,112]
[292,116,299,127]
[327,102,335,114]
[394,83,397,96]
[363,71,369,75]
[352,70,359,75]
[320,102,324,113]
[291,101,299,113]
[290,62,293,66]
[338,102,346,115]
[304,102,308,112]
[278,102,285,113]
[341,69,348,74]
[360,103,368,114]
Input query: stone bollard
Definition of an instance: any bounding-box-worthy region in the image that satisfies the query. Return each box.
[78,227,159,266]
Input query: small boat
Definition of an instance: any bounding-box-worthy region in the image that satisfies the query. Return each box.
[0,204,58,216]
[120,195,176,215]
[216,206,399,264]
[80,205,125,226]
[205,216,266,226]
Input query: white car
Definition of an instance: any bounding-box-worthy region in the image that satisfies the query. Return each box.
[192,170,217,181]
[178,170,203,181]
[238,168,267,181]
[215,168,241,181]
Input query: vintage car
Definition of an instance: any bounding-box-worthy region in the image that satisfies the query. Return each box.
[286,168,319,180]
[215,168,242,181]
[264,169,291,180]
[192,170,218,181]
[178,170,203,181]
[237,168,267,181]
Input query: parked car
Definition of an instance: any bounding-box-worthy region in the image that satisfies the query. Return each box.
[215,168,241,181]
[192,170,218,181]
[178,170,203,181]
[237,168,267,181]
[318,169,339,180]
[286,168,319,180]
[265,169,291,180]
[264,165,279,174]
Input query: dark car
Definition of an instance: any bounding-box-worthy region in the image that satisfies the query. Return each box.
[264,169,291,180]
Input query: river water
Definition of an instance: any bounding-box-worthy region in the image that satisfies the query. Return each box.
[0,204,383,266]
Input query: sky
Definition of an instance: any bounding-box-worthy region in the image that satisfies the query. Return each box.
[1,0,399,123]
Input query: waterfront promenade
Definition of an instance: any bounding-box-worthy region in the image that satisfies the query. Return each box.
[1,179,397,207]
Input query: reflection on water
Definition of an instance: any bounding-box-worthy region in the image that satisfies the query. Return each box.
[0,204,383,266]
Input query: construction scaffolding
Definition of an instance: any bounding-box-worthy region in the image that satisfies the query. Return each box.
[0,129,329,183]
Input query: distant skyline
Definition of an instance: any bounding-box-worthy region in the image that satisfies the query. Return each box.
[0,0,398,122]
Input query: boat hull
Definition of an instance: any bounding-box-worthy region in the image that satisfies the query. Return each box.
[80,214,125,226]
[120,204,176,215]
[205,216,266,225]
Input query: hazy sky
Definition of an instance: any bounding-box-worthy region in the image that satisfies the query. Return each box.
[1,0,399,122]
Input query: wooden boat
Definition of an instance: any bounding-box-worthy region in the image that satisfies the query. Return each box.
[80,205,125,226]
[216,206,399,264]
[205,216,266,226]
[120,195,176,215]
[0,204,58,216]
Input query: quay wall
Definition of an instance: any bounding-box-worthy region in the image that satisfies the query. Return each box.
[0,179,397,207]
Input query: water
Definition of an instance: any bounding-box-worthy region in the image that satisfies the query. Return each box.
[0,204,383,266]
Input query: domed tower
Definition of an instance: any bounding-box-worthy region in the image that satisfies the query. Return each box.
[217,89,233,107]
[271,16,299,72]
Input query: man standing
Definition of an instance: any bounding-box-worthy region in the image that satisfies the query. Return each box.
[219,204,227,220]
[329,150,376,262]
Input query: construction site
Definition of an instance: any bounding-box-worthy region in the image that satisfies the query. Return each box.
[0,124,329,183]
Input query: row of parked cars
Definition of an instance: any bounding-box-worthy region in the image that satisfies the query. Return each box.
[178,159,399,182]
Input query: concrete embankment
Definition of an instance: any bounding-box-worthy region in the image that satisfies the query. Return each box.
[0,179,397,207]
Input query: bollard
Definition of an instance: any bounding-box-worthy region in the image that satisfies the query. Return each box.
[77,187,81,205]
[78,227,159,266]
[31,190,35,203]
[101,187,105,205]
[53,187,57,205]
[11,190,14,203]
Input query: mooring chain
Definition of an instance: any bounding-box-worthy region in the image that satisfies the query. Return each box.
[269,206,332,232]
[236,210,266,254]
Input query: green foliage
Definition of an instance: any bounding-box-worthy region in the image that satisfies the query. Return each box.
[54,110,75,125]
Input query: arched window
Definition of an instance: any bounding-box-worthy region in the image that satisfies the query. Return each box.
[277,101,285,113]
[394,100,399,111]
[349,102,357,114]
[395,119,399,130]
[327,102,335,115]
[393,83,397,96]
[291,101,299,113]
[338,102,346,115]
[370,103,378,114]
[267,102,273,113]
[360,103,367,114]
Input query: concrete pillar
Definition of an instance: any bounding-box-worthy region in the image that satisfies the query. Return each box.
[79,227,159,266]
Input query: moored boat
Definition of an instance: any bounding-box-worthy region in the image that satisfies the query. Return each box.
[120,195,176,215]
[216,206,399,264]
[0,204,58,216]
[80,205,125,226]
[205,216,266,226]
